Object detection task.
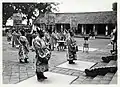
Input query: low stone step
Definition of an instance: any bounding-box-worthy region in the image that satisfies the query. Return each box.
[106,60,117,66]
[92,62,108,69]
[99,72,115,84]
[105,73,115,79]
[90,75,104,84]
[81,77,94,84]
[102,55,117,63]
[109,72,117,84]
[85,60,117,77]
[106,60,117,73]
[72,75,88,84]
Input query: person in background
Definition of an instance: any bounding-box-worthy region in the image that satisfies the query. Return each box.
[89,31,95,39]
[12,30,17,47]
[64,29,69,49]
[6,29,12,44]
[83,36,89,52]
[12,30,21,48]
[43,30,51,49]
[49,31,55,51]
[18,30,29,63]
[110,28,117,54]
[33,28,51,81]
[52,31,58,49]
[66,30,78,64]
[26,29,32,47]
[31,30,37,51]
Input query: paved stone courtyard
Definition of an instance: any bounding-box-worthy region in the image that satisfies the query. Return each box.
[2,36,117,84]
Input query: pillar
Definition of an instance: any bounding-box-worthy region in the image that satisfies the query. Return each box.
[81,25,84,34]
[61,24,63,32]
[105,25,108,36]
[84,25,86,35]
[95,25,98,35]
[93,25,97,35]
[93,25,95,33]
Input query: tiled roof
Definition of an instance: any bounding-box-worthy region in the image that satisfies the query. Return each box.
[34,11,117,24]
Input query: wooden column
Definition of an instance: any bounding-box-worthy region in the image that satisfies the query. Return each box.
[95,25,98,35]
[61,24,63,32]
[84,25,86,35]
[93,25,95,33]
[93,25,97,35]
[81,24,84,34]
[105,25,108,36]
[55,24,57,33]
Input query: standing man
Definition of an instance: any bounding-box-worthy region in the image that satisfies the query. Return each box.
[66,30,78,64]
[110,28,117,54]
[6,29,12,44]
[12,30,21,48]
[33,28,51,81]
[26,29,32,47]
[18,30,29,63]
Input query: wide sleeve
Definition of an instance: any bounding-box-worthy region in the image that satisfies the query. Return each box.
[33,39,42,50]
[66,38,73,51]
[24,37,30,48]
[33,39,45,58]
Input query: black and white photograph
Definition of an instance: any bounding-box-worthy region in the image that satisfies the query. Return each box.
[1,0,118,85]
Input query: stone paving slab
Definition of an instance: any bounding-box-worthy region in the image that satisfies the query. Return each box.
[81,77,94,84]
[57,60,96,71]
[50,67,84,76]
[105,73,115,78]
[93,62,108,68]
[90,75,104,84]
[78,46,98,51]
[72,75,88,84]
[17,72,77,84]
[109,72,117,84]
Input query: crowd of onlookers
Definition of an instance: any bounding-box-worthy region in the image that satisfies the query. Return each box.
[5,27,71,51]
[5,26,117,53]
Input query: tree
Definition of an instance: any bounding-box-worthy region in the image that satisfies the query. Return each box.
[3,2,59,26]
[112,2,117,11]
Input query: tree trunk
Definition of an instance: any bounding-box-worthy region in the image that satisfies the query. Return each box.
[27,17,30,25]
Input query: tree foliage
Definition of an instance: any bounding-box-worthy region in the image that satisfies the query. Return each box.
[112,2,117,11]
[3,2,59,25]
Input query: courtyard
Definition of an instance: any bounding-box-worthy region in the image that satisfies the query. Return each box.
[2,36,117,84]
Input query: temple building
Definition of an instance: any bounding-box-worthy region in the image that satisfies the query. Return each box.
[33,11,117,36]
